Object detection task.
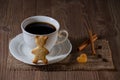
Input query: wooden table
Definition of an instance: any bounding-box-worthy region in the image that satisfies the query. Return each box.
[0,0,120,80]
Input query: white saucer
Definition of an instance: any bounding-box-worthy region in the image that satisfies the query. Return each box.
[9,33,72,65]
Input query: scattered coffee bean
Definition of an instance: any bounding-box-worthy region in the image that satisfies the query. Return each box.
[98,45,102,49]
[97,54,102,58]
[102,58,108,62]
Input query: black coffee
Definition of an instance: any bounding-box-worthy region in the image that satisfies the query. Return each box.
[25,22,56,35]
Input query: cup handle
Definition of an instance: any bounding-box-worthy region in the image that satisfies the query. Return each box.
[56,30,68,45]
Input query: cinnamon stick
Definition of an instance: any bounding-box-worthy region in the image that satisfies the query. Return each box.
[88,29,96,55]
[78,34,98,51]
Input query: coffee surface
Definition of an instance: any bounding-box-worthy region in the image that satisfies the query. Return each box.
[25,22,56,35]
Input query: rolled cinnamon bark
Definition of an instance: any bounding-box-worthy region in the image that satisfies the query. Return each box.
[78,34,98,51]
[88,30,96,55]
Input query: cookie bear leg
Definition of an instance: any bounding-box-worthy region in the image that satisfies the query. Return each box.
[32,56,39,64]
[42,57,48,64]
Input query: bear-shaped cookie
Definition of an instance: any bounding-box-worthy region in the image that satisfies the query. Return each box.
[32,36,49,64]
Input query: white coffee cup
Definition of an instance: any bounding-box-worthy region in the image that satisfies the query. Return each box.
[21,16,68,51]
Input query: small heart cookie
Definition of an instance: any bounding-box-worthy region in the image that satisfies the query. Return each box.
[77,53,87,63]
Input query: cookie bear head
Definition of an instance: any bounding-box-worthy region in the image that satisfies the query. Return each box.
[35,36,48,47]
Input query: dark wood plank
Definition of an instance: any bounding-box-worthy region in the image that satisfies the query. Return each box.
[23,0,36,18]
[0,0,9,25]
[98,0,120,80]
[36,0,52,16]
[0,0,10,79]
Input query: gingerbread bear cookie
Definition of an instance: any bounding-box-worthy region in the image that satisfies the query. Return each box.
[32,36,49,64]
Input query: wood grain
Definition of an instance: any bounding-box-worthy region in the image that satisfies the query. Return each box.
[0,0,120,80]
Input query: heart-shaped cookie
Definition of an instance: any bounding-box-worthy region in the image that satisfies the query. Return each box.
[77,53,87,63]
